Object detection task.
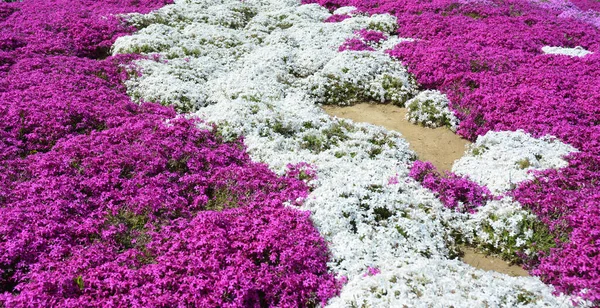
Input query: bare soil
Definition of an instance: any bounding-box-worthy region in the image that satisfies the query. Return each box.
[322,103,530,277]
[461,247,530,277]
[322,103,470,172]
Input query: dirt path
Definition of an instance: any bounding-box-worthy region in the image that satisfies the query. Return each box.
[323,103,530,277]
[461,247,529,277]
[322,103,470,172]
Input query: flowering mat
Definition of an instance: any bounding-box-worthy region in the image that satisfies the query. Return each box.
[1,0,599,307]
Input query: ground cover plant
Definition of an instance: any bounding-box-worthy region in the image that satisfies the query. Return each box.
[303,0,600,302]
[0,0,339,306]
[2,0,599,306]
[534,0,600,28]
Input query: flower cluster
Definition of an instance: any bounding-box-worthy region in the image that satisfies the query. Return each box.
[307,51,418,105]
[305,0,600,302]
[404,90,459,130]
[513,153,600,301]
[0,0,340,306]
[409,161,495,213]
[532,0,600,28]
[452,130,577,194]
[338,29,387,51]
[570,0,600,11]
[451,197,555,265]
[324,14,352,22]
[338,38,375,52]
[1,115,339,307]
[0,0,168,59]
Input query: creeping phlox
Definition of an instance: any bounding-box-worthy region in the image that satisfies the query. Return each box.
[452,130,578,194]
[541,45,593,57]
[115,0,586,306]
[529,0,600,28]
[0,0,340,307]
[409,161,496,214]
[405,90,460,131]
[306,0,600,303]
[409,162,564,272]
[338,29,388,51]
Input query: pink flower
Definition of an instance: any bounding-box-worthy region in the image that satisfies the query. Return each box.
[363,266,381,277]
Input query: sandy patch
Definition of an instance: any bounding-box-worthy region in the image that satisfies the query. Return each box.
[322,103,470,172]
[460,246,530,277]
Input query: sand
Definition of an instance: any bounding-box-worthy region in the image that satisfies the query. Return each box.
[460,247,530,277]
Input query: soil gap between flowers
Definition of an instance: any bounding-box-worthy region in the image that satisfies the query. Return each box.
[460,247,529,277]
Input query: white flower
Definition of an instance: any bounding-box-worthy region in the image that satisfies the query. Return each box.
[452,130,577,194]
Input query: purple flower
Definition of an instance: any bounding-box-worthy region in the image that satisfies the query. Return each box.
[324,14,352,23]
[364,266,381,277]
[0,1,341,306]
[409,161,495,213]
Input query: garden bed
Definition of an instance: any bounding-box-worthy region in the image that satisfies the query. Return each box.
[1,0,598,306]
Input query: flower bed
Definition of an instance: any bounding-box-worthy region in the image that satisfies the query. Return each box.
[304,0,600,302]
[0,1,339,306]
[3,0,598,305]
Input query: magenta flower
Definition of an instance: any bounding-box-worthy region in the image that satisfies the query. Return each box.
[364,266,381,277]
[325,14,352,23]
[0,1,341,306]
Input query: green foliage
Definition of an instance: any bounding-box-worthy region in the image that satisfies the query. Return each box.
[323,120,353,141]
[374,207,393,222]
[230,5,257,26]
[166,155,190,174]
[181,46,203,57]
[107,210,149,234]
[471,145,489,156]
[105,210,154,264]
[367,21,397,34]
[479,211,559,265]
[271,120,295,137]
[464,12,484,20]
[516,290,537,305]
[367,133,395,147]
[516,158,531,169]
[381,74,415,105]
[275,14,293,29]
[396,225,409,238]
[407,98,453,127]
[316,76,360,105]
[74,276,84,291]
[301,134,325,152]
[126,43,167,54]
[301,121,354,153]
[205,186,240,211]
[469,59,490,72]
[369,146,383,158]
[242,95,261,103]
[302,121,314,129]
[366,184,384,193]
[214,122,240,142]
